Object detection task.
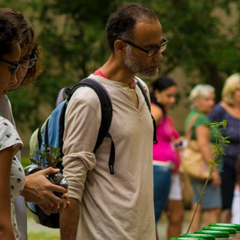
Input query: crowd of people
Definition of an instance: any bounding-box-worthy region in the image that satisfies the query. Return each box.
[0,3,239,240]
[152,74,240,238]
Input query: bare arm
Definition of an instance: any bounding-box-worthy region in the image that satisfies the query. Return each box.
[60,197,79,240]
[196,125,221,187]
[195,125,213,164]
[0,147,15,240]
[151,103,163,125]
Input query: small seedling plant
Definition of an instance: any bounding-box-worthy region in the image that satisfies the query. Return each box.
[31,145,67,196]
[186,120,230,233]
[31,144,63,169]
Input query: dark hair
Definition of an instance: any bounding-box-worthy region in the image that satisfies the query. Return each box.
[150,76,177,114]
[0,8,42,84]
[106,3,158,52]
[0,15,20,59]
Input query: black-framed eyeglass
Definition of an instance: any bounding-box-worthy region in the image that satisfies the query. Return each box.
[120,37,168,57]
[1,59,21,75]
[19,53,37,69]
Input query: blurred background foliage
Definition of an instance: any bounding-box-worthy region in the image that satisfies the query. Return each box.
[0,0,239,132]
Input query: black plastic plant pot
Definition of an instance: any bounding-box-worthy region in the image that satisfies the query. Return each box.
[24,164,68,228]
[24,164,42,175]
[48,172,68,197]
[36,206,60,228]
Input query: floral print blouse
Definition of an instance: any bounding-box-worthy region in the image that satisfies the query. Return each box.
[0,116,24,239]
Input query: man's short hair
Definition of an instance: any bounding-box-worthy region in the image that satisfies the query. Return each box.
[0,14,20,59]
[106,3,158,52]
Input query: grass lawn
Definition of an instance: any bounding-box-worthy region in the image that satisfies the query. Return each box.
[27,232,59,240]
[27,210,60,240]
[22,155,60,239]
[22,155,31,169]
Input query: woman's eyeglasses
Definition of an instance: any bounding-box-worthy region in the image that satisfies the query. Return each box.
[1,53,37,75]
[1,59,21,75]
[19,54,37,69]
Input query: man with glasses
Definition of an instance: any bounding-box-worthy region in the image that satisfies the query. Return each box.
[120,37,168,58]
[60,3,167,240]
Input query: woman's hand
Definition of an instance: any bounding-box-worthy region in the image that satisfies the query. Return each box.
[21,167,67,208]
[173,137,187,152]
[38,193,70,215]
[59,193,70,212]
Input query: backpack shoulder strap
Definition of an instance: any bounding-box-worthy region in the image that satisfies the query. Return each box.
[75,78,113,151]
[136,79,158,144]
[136,79,151,110]
[55,87,71,106]
[65,78,115,174]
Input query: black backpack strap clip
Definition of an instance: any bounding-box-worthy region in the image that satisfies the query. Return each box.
[106,133,115,175]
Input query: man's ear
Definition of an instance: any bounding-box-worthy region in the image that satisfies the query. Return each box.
[114,39,126,54]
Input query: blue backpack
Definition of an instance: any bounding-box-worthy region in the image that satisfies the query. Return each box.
[27,77,157,228]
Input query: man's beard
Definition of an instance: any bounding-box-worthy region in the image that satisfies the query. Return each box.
[124,47,158,79]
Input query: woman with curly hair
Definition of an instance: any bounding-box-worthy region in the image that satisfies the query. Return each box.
[0,8,68,240]
[0,12,22,240]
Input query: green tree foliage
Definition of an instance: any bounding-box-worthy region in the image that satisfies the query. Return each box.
[1,0,239,130]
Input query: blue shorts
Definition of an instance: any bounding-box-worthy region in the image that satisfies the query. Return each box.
[191,178,222,210]
[153,164,171,222]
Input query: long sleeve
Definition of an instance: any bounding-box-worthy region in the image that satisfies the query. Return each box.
[62,88,101,201]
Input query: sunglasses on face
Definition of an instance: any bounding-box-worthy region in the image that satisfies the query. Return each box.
[1,59,21,75]
[120,37,169,57]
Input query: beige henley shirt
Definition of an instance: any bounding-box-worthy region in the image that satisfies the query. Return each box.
[62,75,156,240]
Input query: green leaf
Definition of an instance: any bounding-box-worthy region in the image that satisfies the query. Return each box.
[208,161,216,166]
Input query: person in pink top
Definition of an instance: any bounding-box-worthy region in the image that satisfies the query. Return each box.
[151,76,184,239]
